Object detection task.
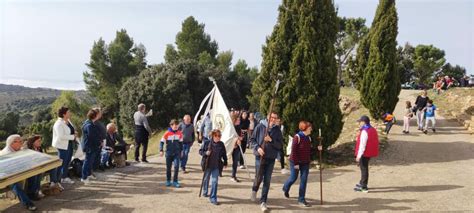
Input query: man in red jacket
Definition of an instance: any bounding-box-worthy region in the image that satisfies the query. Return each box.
[354,115,379,193]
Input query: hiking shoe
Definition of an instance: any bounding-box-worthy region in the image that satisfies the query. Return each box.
[260,202,269,212]
[240,165,246,169]
[61,177,75,184]
[203,194,209,198]
[135,159,140,163]
[81,178,90,185]
[89,174,97,180]
[173,181,181,188]
[165,181,172,187]
[57,183,65,191]
[432,129,436,133]
[37,191,45,199]
[142,159,149,163]
[283,189,289,198]
[210,200,219,205]
[230,177,240,183]
[354,187,369,193]
[251,191,257,202]
[423,130,428,134]
[298,201,311,207]
[26,204,37,211]
[281,169,290,175]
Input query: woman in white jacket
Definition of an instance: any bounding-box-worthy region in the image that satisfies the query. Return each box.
[52,106,78,188]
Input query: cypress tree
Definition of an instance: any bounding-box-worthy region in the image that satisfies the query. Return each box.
[359,0,400,119]
[281,0,342,148]
[249,0,299,113]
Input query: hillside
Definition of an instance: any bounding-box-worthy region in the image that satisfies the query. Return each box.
[0,84,92,126]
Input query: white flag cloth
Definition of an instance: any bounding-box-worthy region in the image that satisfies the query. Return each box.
[211,86,238,156]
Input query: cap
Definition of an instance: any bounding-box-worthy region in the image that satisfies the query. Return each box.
[357,115,370,124]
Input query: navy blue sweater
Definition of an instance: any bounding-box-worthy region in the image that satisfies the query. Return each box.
[82,120,101,153]
[251,122,283,160]
[200,140,228,170]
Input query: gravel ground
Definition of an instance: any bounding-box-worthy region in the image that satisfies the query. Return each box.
[1,90,473,212]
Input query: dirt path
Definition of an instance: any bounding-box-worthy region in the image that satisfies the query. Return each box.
[2,90,473,212]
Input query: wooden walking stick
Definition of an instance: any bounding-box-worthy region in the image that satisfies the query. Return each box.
[198,140,212,197]
[317,128,323,205]
[253,79,282,192]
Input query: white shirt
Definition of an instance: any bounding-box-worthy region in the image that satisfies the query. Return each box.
[357,130,368,159]
[52,118,75,150]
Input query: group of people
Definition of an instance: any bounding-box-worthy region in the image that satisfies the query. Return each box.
[1,106,130,211]
[401,90,437,134]
[1,102,383,212]
[433,75,454,94]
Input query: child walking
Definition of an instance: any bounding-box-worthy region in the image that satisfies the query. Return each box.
[403,101,413,134]
[160,119,184,188]
[381,112,395,134]
[423,100,437,134]
[199,129,227,205]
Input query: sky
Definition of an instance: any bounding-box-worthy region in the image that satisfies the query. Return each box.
[0,0,472,90]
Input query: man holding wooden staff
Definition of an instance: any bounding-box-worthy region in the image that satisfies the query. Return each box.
[250,112,283,212]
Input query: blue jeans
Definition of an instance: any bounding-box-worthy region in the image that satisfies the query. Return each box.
[252,157,275,203]
[283,160,310,202]
[11,183,34,206]
[180,143,192,170]
[166,154,180,182]
[202,168,219,202]
[49,168,59,183]
[82,150,98,179]
[57,142,74,180]
[100,148,111,166]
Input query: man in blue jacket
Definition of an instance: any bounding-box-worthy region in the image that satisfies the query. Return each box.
[250,112,283,212]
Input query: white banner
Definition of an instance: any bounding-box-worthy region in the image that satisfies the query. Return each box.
[210,86,238,156]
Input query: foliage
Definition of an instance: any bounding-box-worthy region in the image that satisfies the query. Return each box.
[175,16,219,61]
[412,44,446,85]
[359,0,400,119]
[50,91,92,138]
[83,29,147,123]
[280,0,343,149]
[335,17,369,83]
[0,112,20,140]
[436,63,466,82]
[397,43,415,83]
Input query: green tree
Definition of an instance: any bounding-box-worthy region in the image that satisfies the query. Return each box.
[50,91,92,138]
[83,29,147,124]
[335,17,369,82]
[164,44,179,64]
[412,44,446,85]
[0,112,20,140]
[281,0,342,149]
[175,16,219,61]
[359,0,400,119]
[397,42,415,84]
[249,0,299,113]
[437,63,466,82]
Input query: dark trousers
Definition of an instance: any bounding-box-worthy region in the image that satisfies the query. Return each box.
[82,150,98,180]
[26,175,42,197]
[231,147,240,178]
[166,154,180,182]
[239,135,248,166]
[135,126,149,161]
[279,149,286,169]
[252,157,276,203]
[359,157,370,188]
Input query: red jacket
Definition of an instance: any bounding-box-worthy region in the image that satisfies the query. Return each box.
[354,127,379,157]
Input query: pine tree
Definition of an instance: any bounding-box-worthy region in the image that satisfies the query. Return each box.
[359,0,400,119]
[281,0,342,148]
[249,0,299,113]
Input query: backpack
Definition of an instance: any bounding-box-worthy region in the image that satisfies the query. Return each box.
[70,158,83,178]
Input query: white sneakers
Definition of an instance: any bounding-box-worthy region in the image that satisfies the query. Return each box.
[251,191,257,202]
[240,165,246,169]
[89,174,97,180]
[81,178,90,185]
[260,202,268,212]
[281,169,290,175]
[61,177,75,184]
